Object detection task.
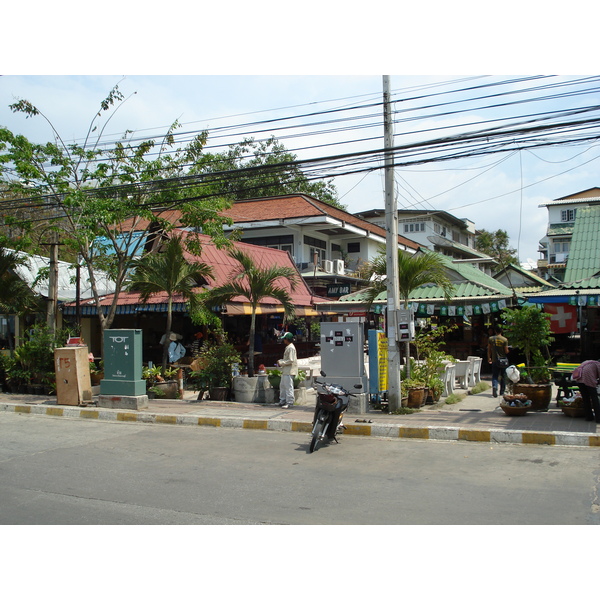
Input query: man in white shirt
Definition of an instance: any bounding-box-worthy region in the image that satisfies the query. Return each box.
[277,332,298,408]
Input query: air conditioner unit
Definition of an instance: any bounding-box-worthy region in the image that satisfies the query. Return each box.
[334,259,345,274]
[322,260,333,273]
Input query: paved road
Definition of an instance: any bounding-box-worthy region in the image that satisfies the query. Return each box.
[1,412,599,525]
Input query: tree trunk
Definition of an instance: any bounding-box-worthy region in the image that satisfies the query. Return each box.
[248,309,256,378]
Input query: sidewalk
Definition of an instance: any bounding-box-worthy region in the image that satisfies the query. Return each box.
[2,382,599,448]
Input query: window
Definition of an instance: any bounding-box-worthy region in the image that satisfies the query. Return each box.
[347,242,360,253]
[561,209,577,222]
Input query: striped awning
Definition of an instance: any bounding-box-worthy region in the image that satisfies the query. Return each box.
[62,302,189,316]
[223,303,323,317]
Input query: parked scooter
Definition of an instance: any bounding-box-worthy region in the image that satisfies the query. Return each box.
[310,371,362,453]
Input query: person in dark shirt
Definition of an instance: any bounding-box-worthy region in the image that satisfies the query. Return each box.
[487,326,509,398]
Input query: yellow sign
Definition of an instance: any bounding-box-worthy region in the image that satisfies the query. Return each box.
[377,333,388,391]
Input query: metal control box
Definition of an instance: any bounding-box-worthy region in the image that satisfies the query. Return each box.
[320,322,367,392]
[100,329,146,396]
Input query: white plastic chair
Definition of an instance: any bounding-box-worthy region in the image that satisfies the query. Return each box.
[467,356,482,387]
[442,363,455,397]
[454,360,471,389]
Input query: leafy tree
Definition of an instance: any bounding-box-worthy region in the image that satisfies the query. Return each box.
[475,229,518,269]
[365,247,454,380]
[126,234,214,375]
[198,136,344,209]
[200,248,299,377]
[365,247,454,308]
[0,86,233,344]
[0,248,40,349]
[501,305,554,382]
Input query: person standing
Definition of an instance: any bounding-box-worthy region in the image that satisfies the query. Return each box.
[487,325,509,398]
[572,360,600,423]
[277,332,297,408]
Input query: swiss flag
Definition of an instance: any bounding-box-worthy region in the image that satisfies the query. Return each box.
[544,303,578,334]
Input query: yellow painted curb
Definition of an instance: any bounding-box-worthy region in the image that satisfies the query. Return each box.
[46,407,64,417]
[522,432,556,445]
[198,417,221,427]
[80,410,99,419]
[117,413,138,422]
[589,435,600,447]
[399,427,429,439]
[243,419,268,430]
[344,424,372,436]
[15,405,31,414]
[156,415,177,425]
[291,422,312,433]
[459,429,491,442]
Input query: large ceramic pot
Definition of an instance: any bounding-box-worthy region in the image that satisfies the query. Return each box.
[209,387,230,402]
[512,383,553,411]
[406,386,425,408]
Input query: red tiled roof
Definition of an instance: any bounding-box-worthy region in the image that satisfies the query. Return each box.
[120,194,420,250]
[75,231,323,310]
[223,194,420,249]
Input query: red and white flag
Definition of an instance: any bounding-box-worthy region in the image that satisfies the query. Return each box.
[544,303,578,334]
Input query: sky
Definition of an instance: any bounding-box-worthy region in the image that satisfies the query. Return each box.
[2,72,599,268]
[2,3,599,273]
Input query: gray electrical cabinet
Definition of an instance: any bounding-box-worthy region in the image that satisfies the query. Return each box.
[320,322,368,392]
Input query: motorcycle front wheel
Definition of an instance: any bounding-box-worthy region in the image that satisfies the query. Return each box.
[309,409,329,453]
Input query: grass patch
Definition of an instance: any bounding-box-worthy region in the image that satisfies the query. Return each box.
[469,381,490,395]
[390,407,420,415]
[443,392,467,405]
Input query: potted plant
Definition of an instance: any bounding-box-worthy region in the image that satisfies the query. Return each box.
[143,365,179,398]
[501,305,554,411]
[188,341,241,402]
[402,374,427,408]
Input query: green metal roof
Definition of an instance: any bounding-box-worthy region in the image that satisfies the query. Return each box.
[547,224,574,236]
[339,251,515,303]
[563,206,600,288]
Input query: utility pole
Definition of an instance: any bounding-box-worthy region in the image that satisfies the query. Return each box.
[43,232,61,334]
[383,75,402,411]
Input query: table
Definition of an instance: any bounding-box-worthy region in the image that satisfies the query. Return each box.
[551,362,580,405]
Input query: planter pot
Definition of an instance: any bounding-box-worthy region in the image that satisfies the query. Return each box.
[512,383,553,411]
[90,372,103,385]
[233,376,276,403]
[267,376,281,389]
[154,381,178,399]
[209,387,230,402]
[406,386,425,408]
[500,404,530,416]
[561,405,586,418]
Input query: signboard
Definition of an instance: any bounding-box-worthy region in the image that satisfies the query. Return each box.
[544,303,578,334]
[327,283,351,297]
[368,329,388,394]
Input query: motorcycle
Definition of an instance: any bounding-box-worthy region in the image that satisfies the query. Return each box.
[309,371,362,453]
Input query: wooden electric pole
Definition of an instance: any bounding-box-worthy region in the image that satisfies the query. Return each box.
[383,75,402,411]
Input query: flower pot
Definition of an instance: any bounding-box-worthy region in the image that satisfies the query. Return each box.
[512,383,553,411]
[154,381,178,399]
[406,387,425,408]
[209,387,230,402]
[500,403,530,416]
[561,405,586,418]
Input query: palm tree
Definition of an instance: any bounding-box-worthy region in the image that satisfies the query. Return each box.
[126,234,214,375]
[0,248,37,351]
[365,247,454,377]
[200,247,299,377]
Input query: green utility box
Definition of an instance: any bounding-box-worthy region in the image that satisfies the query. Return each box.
[100,329,146,396]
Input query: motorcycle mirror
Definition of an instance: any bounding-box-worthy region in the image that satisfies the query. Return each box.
[354,384,362,390]
[320,370,326,377]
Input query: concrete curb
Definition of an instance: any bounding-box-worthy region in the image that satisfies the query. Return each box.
[3,401,600,447]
